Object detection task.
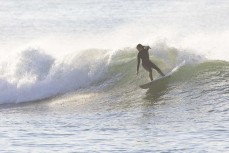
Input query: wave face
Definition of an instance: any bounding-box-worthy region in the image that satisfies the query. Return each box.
[1,42,229,104]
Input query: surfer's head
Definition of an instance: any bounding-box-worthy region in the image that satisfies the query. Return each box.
[136,44,144,51]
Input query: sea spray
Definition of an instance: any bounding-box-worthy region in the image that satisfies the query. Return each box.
[0,48,111,103]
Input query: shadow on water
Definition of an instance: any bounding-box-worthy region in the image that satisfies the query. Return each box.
[143,79,169,103]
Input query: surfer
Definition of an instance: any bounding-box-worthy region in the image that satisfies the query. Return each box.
[136,44,165,81]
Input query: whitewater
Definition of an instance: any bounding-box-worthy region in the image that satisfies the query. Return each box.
[0,0,229,152]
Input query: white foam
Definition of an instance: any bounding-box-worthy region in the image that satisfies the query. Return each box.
[0,48,111,104]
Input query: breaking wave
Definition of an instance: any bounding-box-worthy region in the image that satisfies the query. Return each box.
[0,42,228,104]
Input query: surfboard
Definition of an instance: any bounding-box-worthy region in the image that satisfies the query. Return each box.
[139,61,185,89]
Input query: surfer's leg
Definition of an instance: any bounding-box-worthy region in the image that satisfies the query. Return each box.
[143,64,153,81]
[149,69,153,81]
[150,62,165,76]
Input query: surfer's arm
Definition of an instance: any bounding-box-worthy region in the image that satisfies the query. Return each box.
[137,54,140,75]
[143,46,151,51]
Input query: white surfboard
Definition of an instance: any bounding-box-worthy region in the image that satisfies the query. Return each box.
[139,61,185,89]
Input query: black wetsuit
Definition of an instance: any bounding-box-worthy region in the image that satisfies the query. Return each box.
[137,48,164,76]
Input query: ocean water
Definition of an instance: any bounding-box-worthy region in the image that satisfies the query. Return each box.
[0,0,229,152]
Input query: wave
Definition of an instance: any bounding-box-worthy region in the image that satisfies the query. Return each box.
[0,42,228,104]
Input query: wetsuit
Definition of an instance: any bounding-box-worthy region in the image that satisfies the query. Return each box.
[137,48,164,77]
